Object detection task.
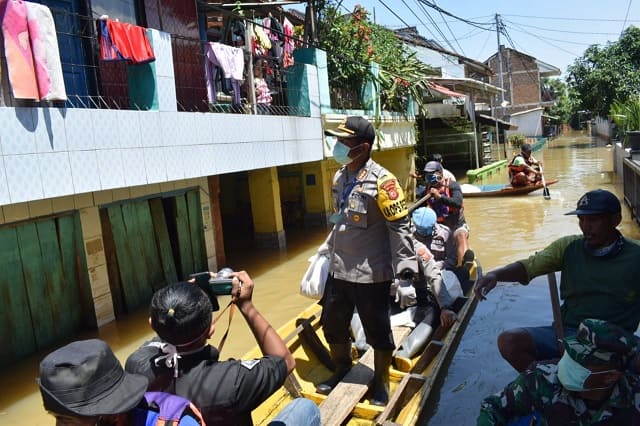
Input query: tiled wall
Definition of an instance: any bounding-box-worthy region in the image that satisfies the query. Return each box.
[0,106,323,207]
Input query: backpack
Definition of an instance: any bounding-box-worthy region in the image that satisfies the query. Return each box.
[133,392,206,426]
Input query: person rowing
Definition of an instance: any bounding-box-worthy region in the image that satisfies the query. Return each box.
[508,143,542,187]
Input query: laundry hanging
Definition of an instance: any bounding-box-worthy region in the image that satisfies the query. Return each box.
[99,18,155,64]
[0,0,66,100]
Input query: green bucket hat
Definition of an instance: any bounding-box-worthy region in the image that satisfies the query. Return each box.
[563,319,638,368]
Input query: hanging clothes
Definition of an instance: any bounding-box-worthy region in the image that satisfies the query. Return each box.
[1,0,39,99]
[282,17,295,68]
[99,18,155,64]
[25,1,66,100]
[204,42,244,106]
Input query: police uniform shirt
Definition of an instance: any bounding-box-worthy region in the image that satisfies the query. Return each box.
[328,158,417,283]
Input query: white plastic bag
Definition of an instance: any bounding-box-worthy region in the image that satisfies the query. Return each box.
[299,253,329,299]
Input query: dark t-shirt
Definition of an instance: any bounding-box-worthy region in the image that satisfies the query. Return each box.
[125,340,288,426]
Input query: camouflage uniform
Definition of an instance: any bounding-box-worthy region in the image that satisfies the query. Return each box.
[478,319,640,425]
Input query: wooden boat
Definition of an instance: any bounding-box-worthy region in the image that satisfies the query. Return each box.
[461,179,558,198]
[247,267,482,425]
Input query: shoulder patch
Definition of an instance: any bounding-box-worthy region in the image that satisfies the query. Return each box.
[240,359,261,370]
[377,173,407,220]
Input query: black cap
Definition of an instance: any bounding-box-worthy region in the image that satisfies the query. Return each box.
[521,143,532,153]
[325,116,375,142]
[564,189,621,215]
[424,161,443,173]
[432,153,443,163]
[38,339,148,416]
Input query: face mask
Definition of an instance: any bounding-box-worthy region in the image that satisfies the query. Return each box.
[426,173,442,185]
[333,141,353,165]
[557,352,616,392]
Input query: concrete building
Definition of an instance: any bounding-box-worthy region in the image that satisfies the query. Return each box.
[0,0,416,363]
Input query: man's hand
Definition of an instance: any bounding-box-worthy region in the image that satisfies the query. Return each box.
[429,187,441,199]
[229,270,254,306]
[474,272,498,301]
[440,309,457,328]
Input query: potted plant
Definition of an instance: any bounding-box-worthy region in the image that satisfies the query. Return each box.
[610,97,640,151]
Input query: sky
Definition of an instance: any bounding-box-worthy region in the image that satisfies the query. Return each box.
[287,0,640,78]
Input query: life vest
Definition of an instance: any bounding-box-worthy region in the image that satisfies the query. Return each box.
[508,153,531,177]
[426,186,460,223]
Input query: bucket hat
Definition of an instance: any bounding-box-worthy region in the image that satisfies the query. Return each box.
[38,339,148,416]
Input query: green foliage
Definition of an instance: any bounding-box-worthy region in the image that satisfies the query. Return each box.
[610,96,640,145]
[317,2,436,113]
[542,77,573,123]
[567,26,640,116]
[508,134,526,147]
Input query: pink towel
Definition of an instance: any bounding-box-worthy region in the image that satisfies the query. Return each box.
[25,1,66,100]
[0,0,38,99]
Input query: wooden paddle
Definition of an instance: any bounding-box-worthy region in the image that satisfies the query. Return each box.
[539,164,551,200]
[547,272,564,355]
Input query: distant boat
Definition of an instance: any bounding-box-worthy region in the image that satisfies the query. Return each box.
[461,179,558,198]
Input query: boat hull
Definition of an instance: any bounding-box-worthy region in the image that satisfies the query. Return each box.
[462,179,558,198]
[247,267,482,425]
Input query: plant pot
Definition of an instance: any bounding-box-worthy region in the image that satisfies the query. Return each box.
[626,131,640,151]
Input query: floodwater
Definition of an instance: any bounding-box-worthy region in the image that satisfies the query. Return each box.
[1,130,639,425]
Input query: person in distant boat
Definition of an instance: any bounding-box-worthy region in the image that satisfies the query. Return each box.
[508,143,542,187]
[391,207,474,368]
[477,319,640,425]
[318,116,418,406]
[474,189,640,373]
[422,160,473,269]
[125,274,320,426]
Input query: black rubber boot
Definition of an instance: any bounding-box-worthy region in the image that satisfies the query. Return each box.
[315,343,352,395]
[370,350,393,406]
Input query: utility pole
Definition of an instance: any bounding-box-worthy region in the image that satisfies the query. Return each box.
[495,13,506,117]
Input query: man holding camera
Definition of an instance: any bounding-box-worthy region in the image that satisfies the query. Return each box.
[318,116,418,405]
[125,271,320,426]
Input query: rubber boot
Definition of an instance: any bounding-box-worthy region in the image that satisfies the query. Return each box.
[393,322,434,372]
[315,343,352,395]
[370,350,393,406]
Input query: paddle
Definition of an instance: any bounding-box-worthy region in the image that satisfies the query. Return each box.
[547,272,564,355]
[539,164,551,200]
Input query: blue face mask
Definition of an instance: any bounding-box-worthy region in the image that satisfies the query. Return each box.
[557,352,616,392]
[426,173,442,185]
[333,141,353,165]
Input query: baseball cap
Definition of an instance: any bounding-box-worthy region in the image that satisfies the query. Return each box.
[564,189,621,215]
[521,143,532,153]
[38,339,148,416]
[325,116,375,142]
[423,161,443,173]
[563,319,638,368]
[412,207,437,235]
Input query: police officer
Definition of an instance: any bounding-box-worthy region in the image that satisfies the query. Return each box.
[317,116,418,405]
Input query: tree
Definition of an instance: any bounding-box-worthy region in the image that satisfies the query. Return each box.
[566,26,640,116]
[316,2,436,113]
[542,77,572,123]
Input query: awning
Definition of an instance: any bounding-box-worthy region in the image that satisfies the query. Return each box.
[428,82,466,98]
[476,113,519,131]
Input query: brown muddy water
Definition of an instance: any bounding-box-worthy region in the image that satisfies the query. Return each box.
[1,130,638,425]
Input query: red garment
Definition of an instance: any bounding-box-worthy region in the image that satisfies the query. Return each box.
[99,19,154,64]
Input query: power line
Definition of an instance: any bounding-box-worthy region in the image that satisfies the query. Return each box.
[411,0,459,53]
[501,20,619,36]
[431,0,465,55]
[416,0,494,30]
[505,21,582,57]
[621,0,633,37]
[503,13,640,23]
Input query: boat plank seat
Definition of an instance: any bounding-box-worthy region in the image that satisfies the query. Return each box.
[410,340,444,374]
[319,326,412,426]
[375,373,426,425]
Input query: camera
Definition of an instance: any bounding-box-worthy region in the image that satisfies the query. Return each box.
[190,268,235,311]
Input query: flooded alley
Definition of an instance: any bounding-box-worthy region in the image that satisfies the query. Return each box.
[1,130,638,425]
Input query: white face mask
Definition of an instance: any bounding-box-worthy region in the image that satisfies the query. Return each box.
[557,352,617,392]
